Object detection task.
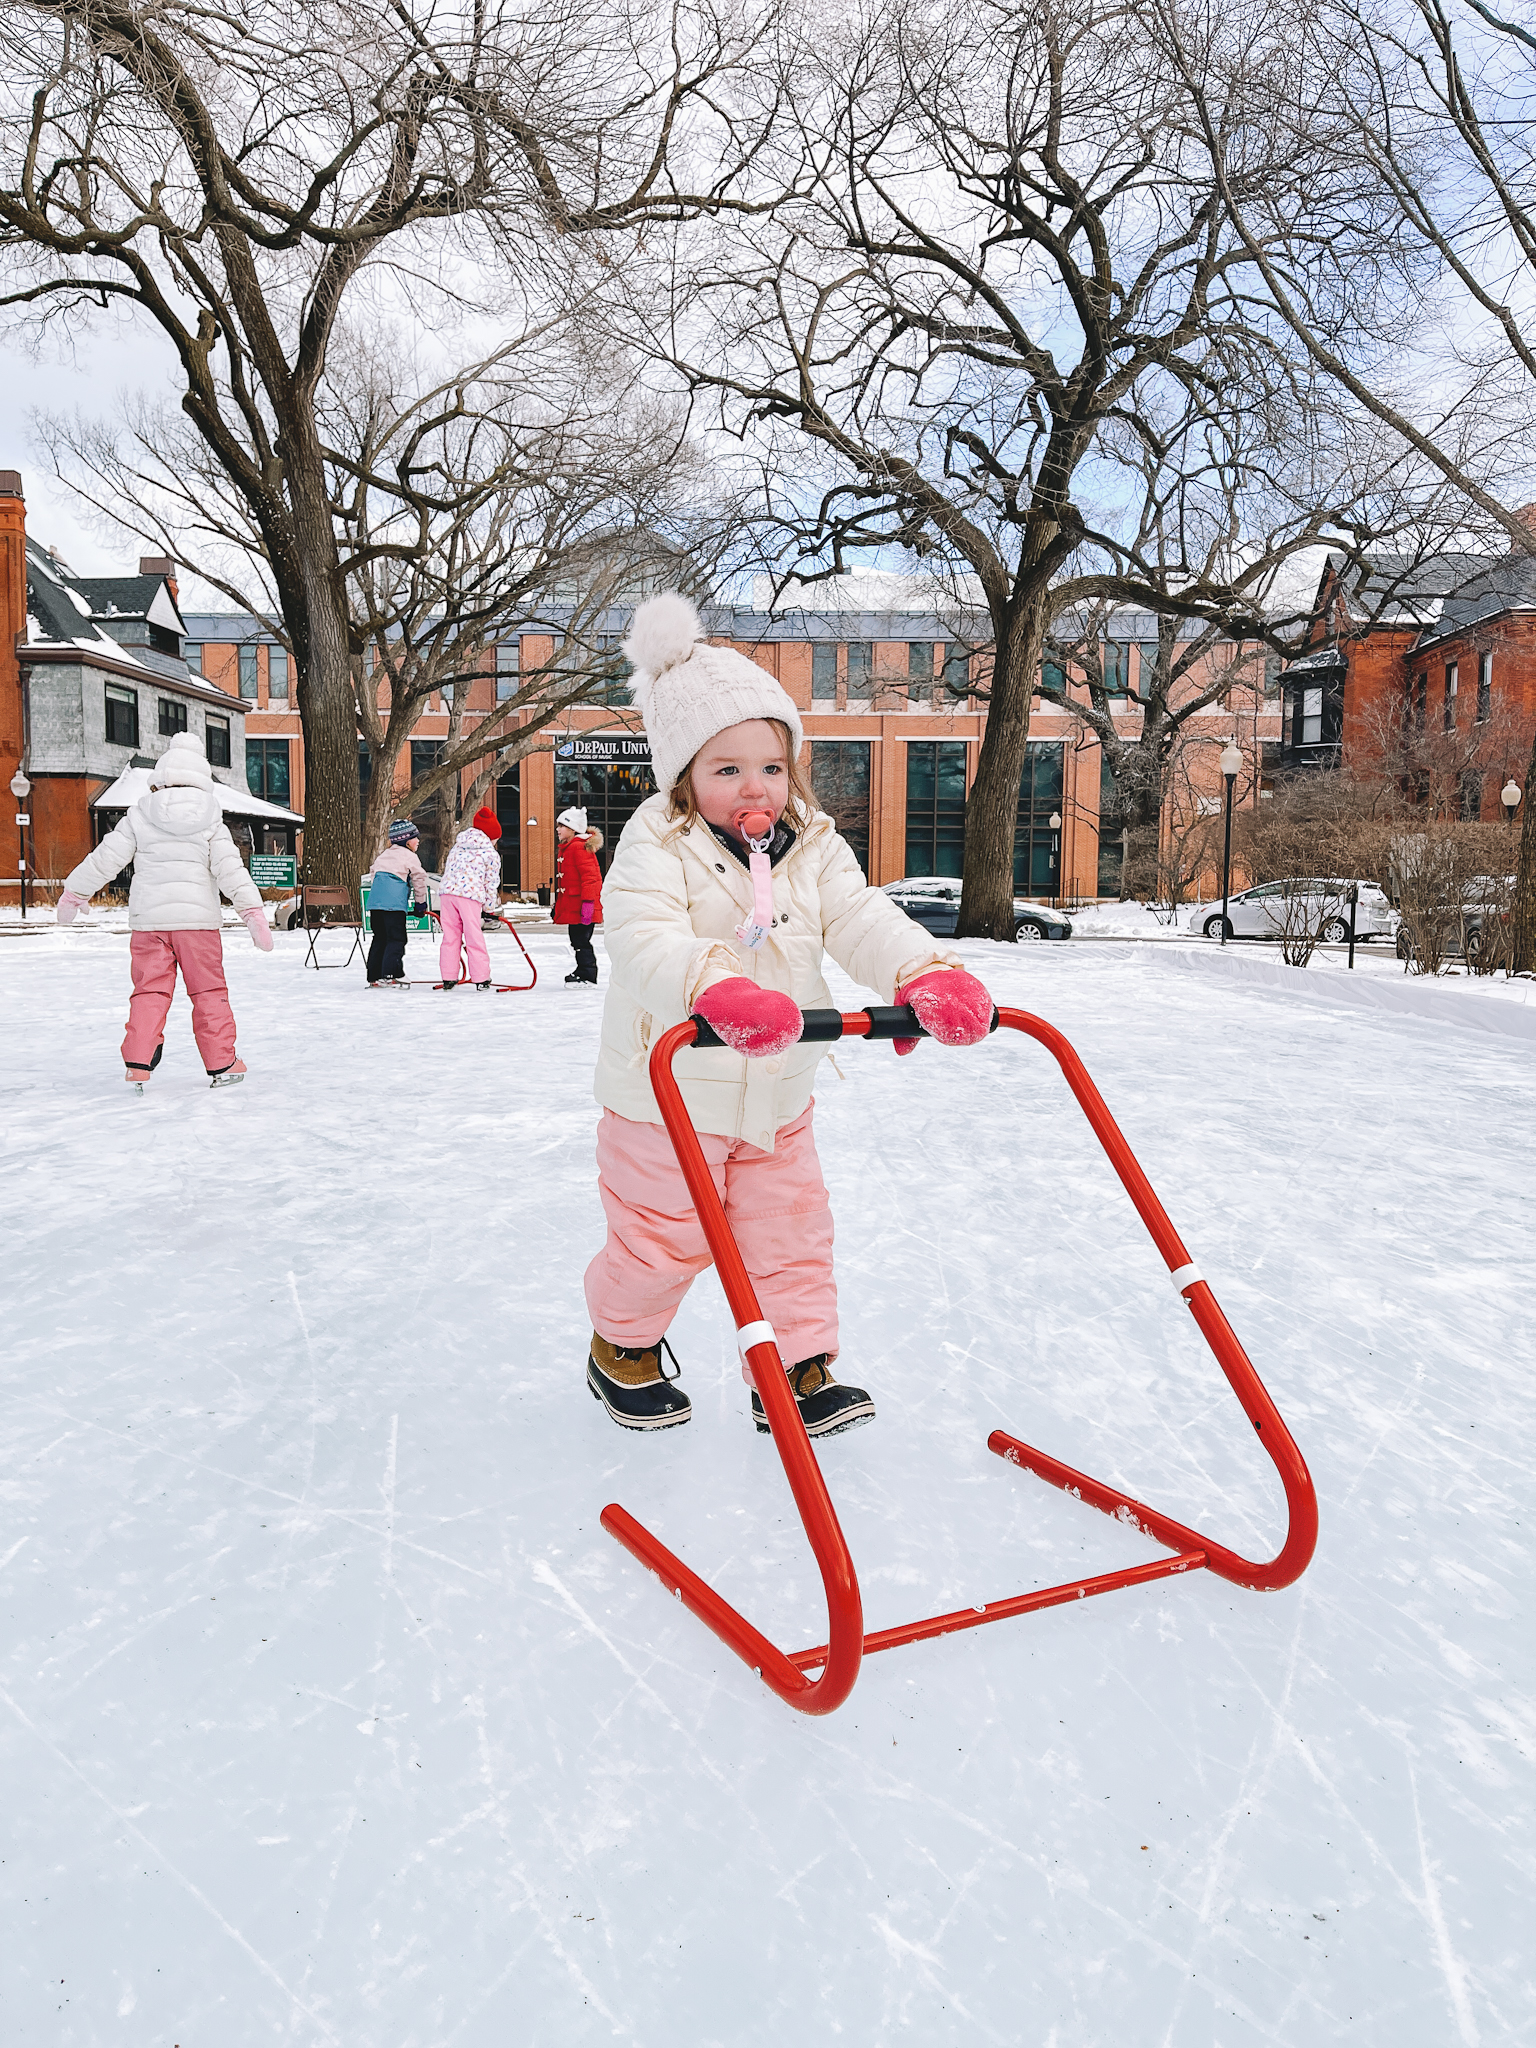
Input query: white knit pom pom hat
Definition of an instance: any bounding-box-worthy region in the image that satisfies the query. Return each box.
[623,592,804,799]
[148,730,215,790]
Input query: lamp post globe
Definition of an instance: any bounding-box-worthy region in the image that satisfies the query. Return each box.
[1218,742,1242,946]
[10,766,30,920]
[1502,779,1522,820]
[1048,812,1062,908]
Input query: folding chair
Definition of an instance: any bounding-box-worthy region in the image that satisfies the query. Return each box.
[298,885,365,970]
[600,1002,1318,1718]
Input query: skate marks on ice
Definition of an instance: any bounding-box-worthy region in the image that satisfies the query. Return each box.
[0,931,1531,2043]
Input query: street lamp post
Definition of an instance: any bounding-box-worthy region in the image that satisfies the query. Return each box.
[1049,811,1061,910]
[1502,778,1523,823]
[1218,742,1243,946]
[9,768,30,922]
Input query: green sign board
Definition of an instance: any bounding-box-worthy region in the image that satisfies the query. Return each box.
[250,854,297,887]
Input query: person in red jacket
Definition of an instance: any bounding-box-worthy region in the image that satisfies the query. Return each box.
[553,807,604,984]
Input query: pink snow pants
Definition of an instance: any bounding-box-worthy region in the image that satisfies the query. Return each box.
[584,1103,838,1379]
[123,930,237,1073]
[438,892,490,984]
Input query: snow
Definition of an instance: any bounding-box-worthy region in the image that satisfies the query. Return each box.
[2,923,1531,2044]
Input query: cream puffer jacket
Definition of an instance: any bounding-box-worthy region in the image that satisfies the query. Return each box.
[66,738,262,931]
[596,796,961,1152]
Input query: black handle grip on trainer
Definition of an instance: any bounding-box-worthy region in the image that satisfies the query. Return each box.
[687,1004,999,1051]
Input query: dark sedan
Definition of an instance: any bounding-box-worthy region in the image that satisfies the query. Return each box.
[882,877,1073,940]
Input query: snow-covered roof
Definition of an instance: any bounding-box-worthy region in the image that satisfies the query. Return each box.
[90,765,304,825]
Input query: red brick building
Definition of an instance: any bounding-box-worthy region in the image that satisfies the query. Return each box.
[1279,547,1535,820]
[186,577,1274,902]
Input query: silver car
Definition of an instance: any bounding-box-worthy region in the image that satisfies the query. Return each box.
[1187,878,1397,943]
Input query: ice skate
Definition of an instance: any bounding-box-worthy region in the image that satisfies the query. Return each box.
[752,1355,875,1439]
[207,1058,247,1088]
[474,980,494,991]
[124,1042,164,1093]
[587,1332,692,1431]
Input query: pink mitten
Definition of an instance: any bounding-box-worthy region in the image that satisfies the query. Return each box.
[893,968,995,1055]
[55,890,88,926]
[692,976,804,1057]
[242,906,275,953]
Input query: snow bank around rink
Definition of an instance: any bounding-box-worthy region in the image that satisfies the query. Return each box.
[2,922,1533,2045]
[1059,898,1190,939]
[1154,934,1536,1043]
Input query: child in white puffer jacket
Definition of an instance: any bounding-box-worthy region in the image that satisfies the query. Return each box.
[57,732,272,1088]
[581,594,996,1439]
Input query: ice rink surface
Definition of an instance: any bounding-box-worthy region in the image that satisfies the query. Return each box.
[1,920,1531,2045]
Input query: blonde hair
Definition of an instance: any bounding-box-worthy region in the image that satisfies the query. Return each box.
[665,718,815,835]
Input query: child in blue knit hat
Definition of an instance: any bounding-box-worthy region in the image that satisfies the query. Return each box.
[364,819,430,984]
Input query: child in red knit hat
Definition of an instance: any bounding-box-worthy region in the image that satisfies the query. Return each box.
[437,807,505,989]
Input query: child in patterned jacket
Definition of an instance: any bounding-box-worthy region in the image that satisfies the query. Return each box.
[438,807,505,988]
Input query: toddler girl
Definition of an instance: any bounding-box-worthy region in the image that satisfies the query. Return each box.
[437,806,505,989]
[583,594,994,1436]
[55,730,272,1088]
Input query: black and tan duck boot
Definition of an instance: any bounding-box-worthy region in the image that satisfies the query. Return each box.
[751,1355,875,1439]
[587,1332,692,1431]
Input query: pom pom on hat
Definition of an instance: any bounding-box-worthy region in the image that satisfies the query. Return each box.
[623,590,805,798]
[623,592,700,681]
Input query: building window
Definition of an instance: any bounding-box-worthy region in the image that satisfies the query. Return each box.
[205,715,230,768]
[1300,686,1323,746]
[1136,643,1161,700]
[907,643,933,704]
[184,642,203,675]
[246,738,290,804]
[105,683,139,748]
[1459,771,1483,821]
[1102,642,1129,695]
[554,756,658,874]
[812,645,838,700]
[268,645,289,698]
[496,640,520,702]
[941,644,970,699]
[597,635,633,707]
[495,762,521,888]
[158,697,188,736]
[1476,651,1491,722]
[905,740,967,878]
[1414,671,1426,729]
[410,737,446,870]
[238,645,259,699]
[845,642,872,697]
[1444,662,1458,731]
[1040,656,1067,698]
[811,741,871,874]
[1015,743,1065,892]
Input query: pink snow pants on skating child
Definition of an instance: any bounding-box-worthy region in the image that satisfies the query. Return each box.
[123,930,237,1072]
[438,892,490,984]
[584,1102,838,1378]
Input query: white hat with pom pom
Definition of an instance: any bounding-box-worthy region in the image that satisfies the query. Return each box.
[623,592,804,798]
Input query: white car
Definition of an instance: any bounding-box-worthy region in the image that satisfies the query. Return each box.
[1187,878,1397,943]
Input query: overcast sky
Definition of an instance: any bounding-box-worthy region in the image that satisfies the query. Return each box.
[3,317,186,581]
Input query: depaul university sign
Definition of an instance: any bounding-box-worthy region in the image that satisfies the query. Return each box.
[555,733,652,764]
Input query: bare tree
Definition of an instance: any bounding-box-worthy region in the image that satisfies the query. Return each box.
[658,0,1406,938]
[0,0,780,891]
[40,324,718,858]
[1166,0,1536,965]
